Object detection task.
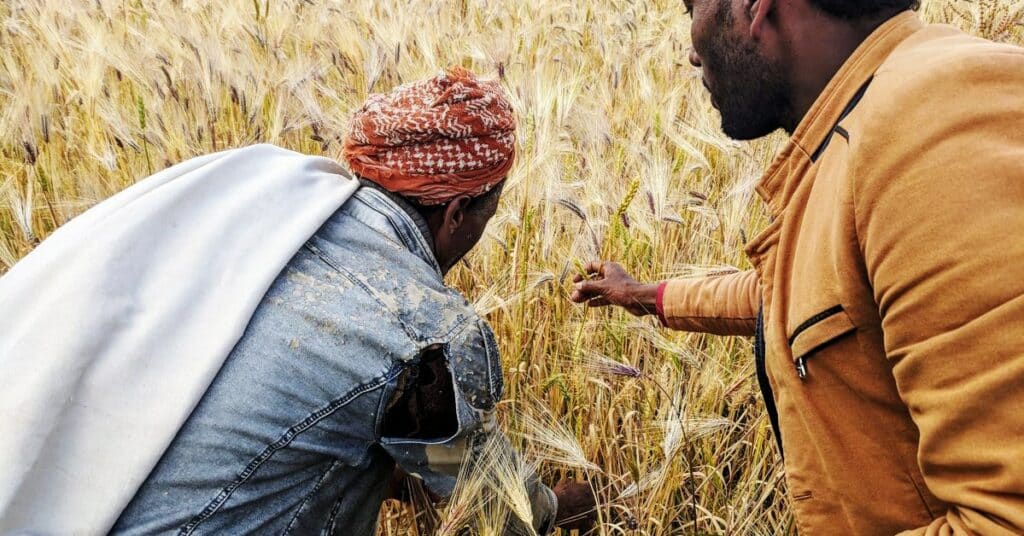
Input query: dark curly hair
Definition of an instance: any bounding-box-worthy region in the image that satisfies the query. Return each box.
[810,0,919,19]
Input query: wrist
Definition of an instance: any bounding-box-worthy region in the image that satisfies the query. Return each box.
[627,282,661,316]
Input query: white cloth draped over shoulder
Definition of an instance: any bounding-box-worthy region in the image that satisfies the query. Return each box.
[0,144,359,534]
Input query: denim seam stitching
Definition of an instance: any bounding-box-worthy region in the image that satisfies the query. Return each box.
[357,190,436,270]
[323,498,344,536]
[282,459,342,535]
[374,363,404,440]
[440,316,474,342]
[412,316,476,351]
[481,321,503,401]
[178,369,401,535]
[329,210,406,251]
[362,195,420,249]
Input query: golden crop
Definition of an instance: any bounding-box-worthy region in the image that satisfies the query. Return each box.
[1,0,1020,533]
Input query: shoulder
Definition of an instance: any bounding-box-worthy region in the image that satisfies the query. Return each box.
[842,27,1024,236]
[301,220,506,408]
[309,217,479,339]
[357,260,504,410]
[845,26,1024,188]
[857,25,1024,133]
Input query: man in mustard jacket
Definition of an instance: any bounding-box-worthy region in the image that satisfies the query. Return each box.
[571,0,1024,534]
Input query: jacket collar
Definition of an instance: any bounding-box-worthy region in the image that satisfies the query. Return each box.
[755,11,924,216]
[350,181,443,277]
[358,179,436,250]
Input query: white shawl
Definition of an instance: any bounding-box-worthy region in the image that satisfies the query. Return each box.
[0,144,359,534]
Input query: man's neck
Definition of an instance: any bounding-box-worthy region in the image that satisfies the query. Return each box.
[781,12,904,133]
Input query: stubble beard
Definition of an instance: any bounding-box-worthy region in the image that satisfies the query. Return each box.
[703,2,792,141]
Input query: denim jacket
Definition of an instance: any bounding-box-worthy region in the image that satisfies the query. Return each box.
[113,184,556,534]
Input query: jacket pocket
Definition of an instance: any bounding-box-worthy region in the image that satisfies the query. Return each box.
[788,305,856,379]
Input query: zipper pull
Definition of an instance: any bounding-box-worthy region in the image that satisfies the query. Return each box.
[795,357,808,380]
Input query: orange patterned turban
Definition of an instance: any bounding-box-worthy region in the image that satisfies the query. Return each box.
[342,67,516,206]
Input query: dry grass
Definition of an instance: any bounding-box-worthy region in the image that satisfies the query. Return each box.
[1,0,1020,534]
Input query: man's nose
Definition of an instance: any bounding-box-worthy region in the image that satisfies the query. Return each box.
[688,48,702,68]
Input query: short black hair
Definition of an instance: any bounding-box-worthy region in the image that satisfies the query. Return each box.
[809,0,918,19]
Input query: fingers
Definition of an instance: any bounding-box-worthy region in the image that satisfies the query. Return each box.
[582,260,605,276]
[569,290,611,308]
[571,261,633,307]
[587,260,625,279]
[570,279,607,303]
[573,261,601,283]
[574,260,622,283]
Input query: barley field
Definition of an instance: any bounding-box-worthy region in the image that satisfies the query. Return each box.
[1,0,1021,534]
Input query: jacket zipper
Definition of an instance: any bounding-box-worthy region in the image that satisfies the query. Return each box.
[789,304,845,380]
[754,304,784,459]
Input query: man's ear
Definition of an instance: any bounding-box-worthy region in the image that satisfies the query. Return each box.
[442,195,473,235]
[748,0,775,39]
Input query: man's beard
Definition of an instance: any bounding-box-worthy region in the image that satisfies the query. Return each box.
[702,3,792,140]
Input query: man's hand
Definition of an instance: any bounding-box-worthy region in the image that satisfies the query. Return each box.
[552,478,598,532]
[570,261,659,317]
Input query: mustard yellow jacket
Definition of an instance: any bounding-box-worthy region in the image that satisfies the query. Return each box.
[660,13,1024,535]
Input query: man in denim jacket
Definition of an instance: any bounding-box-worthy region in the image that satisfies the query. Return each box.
[114,175,561,533]
[110,70,572,533]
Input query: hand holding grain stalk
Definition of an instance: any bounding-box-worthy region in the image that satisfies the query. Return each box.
[570,261,660,318]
